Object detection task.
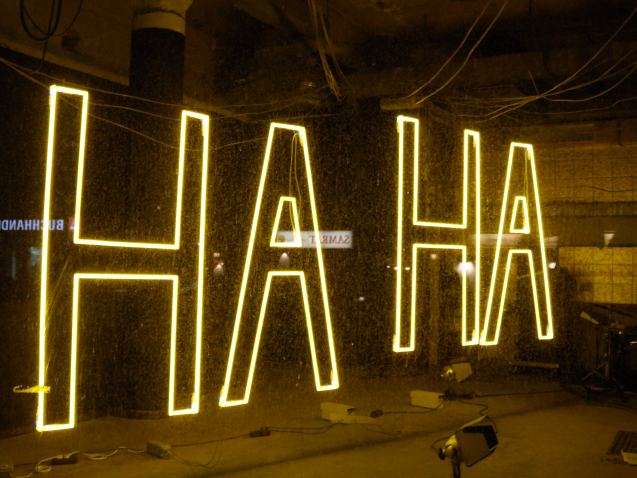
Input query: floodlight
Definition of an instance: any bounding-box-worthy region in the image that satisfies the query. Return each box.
[441,362,474,398]
[438,416,498,478]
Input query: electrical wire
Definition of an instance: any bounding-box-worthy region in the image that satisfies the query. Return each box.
[171,433,250,448]
[288,132,303,228]
[454,5,637,120]
[466,53,637,110]
[21,0,58,75]
[450,43,637,109]
[523,94,637,115]
[81,446,145,461]
[91,103,182,121]
[13,64,327,122]
[20,0,84,42]
[19,0,62,42]
[402,0,494,100]
[10,454,54,478]
[427,397,492,454]
[268,423,342,434]
[0,56,270,151]
[547,62,637,104]
[48,0,84,39]
[0,56,331,124]
[12,390,566,477]
[19,0,84,74]
[423,10,637,121]
[168,425,345,469]
[308,0,350,101]
[430,435,451,453]
[533,6,637,100]
[6,56,330,111]
[475,54,637,111]
[541,48,637,102]
[457,399,489,416]
[409,0,509,106]
[10,446,144,478]
[172,424,344,454]
[169,445,224,469]
[383,399,445,415]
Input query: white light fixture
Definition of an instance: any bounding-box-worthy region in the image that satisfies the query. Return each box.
[279,252,290,267]
[438,415,498,477]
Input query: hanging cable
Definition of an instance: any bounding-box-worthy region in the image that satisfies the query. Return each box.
[402,0,494,100]
[0,57,266,150]
[410,0,509,106]
[20,0,84,41]
[308,0,350,101]
[0,56,331,125]
[19,0,62,42]
[19,0,84,74]
[0,57,328,111]
[406,5,637,122]
[456,4,637,120]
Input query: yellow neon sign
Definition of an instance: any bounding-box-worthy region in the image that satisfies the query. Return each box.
[395,116,480,350]
[480,144,553,345]
[270,197,302,247]
[38,86,209,431]
[411,244,467,344]
[74,110,196,249]
[509,196,530,234]
[487,251,545,344]
[412,122,468,230]
[220,123,339,407]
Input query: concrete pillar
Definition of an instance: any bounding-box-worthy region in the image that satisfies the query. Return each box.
[130,0,193,102]
[113,0,194,419]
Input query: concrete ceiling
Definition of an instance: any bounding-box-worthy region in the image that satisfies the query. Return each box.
[2,0,637,123]
[210,0,637,120]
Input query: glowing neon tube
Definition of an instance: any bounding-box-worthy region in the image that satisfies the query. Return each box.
[220,123,339,407]
[38,87,209,430]
[510,196,530,234]
[270,197,303,247]
[395,117,480,350]
[480,144,553,345]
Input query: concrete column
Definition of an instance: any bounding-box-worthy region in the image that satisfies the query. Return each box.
[130,0,193,102]
[113,0,194,419]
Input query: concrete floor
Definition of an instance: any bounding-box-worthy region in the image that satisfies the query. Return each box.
[1,374,636,477]
[215,402,637,478]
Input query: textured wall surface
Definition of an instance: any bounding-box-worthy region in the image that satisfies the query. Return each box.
[536,144,637,204]
[559,246,636,304]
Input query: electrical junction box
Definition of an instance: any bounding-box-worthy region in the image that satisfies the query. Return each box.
[0,456,13,474]
[320,402,355,420]
[410,390,444,409]
[146,441,171,459]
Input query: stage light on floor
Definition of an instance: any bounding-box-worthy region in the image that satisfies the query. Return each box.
[438,416,498,478]
[442,363,475,398]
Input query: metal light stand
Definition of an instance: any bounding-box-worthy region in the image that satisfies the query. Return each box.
[581,320,611,384]
[581,304,629,389]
